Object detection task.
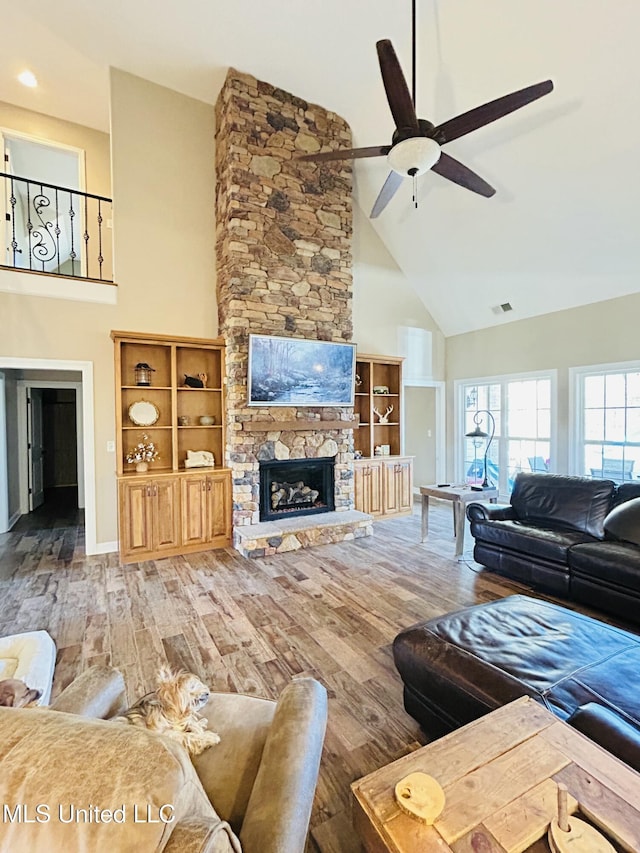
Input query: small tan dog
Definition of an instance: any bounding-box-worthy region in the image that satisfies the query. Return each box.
[0,679,41,708]
[116,667,219,756]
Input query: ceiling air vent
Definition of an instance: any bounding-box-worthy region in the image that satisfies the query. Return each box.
[491,302,514,315]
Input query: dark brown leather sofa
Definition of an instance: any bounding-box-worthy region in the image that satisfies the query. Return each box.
[393,595,640,771]
[467,472,640,623]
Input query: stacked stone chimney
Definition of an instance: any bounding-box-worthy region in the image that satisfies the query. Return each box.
[215,68,363,549]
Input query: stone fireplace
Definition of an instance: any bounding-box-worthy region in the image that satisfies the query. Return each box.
[215,68,373,556]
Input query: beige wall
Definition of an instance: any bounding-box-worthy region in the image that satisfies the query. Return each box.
[110,68,217,329]
[0,72,217,546]
[352,205,445,484]
[352,205,445,379]
[446,291,640,477]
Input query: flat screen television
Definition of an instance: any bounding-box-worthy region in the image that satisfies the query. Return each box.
[247,334,356,406]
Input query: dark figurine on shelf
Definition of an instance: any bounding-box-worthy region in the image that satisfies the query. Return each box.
[183,373,207,388]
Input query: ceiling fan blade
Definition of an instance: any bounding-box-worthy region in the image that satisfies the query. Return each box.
[431,152,495,197]
[297,145,390,163]
[370,171,404,218]
[433,80,554,145]
[376,40,419,133]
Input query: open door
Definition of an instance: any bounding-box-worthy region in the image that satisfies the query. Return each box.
[27,388,45,511]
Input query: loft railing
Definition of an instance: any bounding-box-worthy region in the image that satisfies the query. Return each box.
[1,171,113,282]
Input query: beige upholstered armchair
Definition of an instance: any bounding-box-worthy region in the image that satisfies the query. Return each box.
[0,666,327,853]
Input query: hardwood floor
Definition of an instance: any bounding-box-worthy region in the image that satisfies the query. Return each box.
[0,497,617,851]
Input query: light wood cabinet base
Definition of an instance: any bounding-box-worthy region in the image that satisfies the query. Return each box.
[118,469,231,564]
[354,456,413,519]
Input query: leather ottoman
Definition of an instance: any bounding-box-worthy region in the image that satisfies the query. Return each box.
[393,595,640,738]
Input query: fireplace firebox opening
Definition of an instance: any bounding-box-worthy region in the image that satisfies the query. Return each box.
[259,457,335,522]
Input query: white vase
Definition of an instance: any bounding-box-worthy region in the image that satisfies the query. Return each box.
[135,461,149,473]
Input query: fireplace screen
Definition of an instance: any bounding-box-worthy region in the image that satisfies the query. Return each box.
[259,457,335,522]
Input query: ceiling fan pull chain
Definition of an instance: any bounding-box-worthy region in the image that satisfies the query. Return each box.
[413,172,418,209]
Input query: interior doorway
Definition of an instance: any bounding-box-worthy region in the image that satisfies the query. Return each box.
[27,386,79,514]
[404,383,445,488]
[0,357,97,554]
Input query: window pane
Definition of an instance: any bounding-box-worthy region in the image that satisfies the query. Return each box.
[508,408,531,437]
[605,407,626,443]
[586,445,605,477]
[605,374,625,407]
[464,386,478,410]
[537,410,550,438]
[627,373,640,407]
[585,409,605,441]
[537,381,551,408]
[584,375,604,408]
[627,408,640,443]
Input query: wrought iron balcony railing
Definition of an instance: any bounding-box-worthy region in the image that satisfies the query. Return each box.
[1,171,113,282]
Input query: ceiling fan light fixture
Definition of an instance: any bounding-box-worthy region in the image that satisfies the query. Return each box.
[387,137,441,176]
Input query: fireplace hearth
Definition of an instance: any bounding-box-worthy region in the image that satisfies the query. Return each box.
[259,457,335,522]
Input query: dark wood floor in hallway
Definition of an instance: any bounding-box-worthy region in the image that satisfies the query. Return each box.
[0,498,609,852]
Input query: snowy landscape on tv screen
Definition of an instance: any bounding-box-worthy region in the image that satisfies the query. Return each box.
[248,335,356,406]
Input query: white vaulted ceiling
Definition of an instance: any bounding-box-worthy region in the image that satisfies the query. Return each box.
[3,0,639,335]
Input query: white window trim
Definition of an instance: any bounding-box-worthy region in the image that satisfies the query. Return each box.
[454,369,558,496]
[570,359,640,477]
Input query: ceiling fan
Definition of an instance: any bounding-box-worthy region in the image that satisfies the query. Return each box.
[297,4,553,218]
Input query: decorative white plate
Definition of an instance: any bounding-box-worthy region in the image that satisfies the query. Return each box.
[128,400,160,426]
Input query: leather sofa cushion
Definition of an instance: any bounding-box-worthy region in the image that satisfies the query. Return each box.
[0,706,240,853]
[604,496,640,546]
[569,540,640,591]
[510,473,614,537]
[568,703,640,773]
[393,595,640,727]
[469,519,592,564]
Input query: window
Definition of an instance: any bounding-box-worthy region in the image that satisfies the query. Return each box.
[574,363,640,483]
[459,372,555,495]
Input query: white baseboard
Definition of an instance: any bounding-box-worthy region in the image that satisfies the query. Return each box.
[87,540,118,556]
[6,510,21,531]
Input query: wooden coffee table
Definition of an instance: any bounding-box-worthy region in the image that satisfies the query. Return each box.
[419,484,498,556]
[352,696,640,852]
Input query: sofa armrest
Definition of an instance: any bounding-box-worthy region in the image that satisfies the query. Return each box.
[466,502,515,522]
[49,665,126,718]
[239,677,327,853]
[568,702,640,773]
[163,818,241,853]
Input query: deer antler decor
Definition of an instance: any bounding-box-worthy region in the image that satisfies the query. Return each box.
[373,405,394,424]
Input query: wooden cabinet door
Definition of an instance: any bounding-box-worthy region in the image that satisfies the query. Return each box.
[120,480,153,558]
[354,461,367,513]
[396,459,413,513]
[151,477,181,551]
[355,461,383,515]
[181,474,208,546]
[382,458,414,516]
[368,460,384,516]
[382,461,400,514]
[207,472,231,543]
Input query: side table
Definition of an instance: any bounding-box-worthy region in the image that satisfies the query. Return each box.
[419,484,498,556]
[352,696,640,852]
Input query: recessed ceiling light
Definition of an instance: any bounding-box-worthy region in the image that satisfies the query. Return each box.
[18,70,38,88]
